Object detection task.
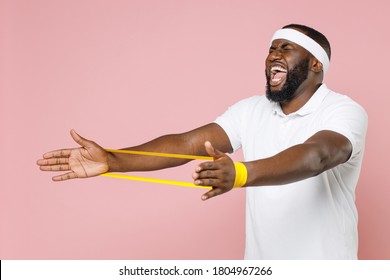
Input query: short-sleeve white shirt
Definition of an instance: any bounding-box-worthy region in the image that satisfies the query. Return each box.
[214,84,368,259]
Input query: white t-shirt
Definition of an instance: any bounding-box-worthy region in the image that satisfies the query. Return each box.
[214,84,368,259]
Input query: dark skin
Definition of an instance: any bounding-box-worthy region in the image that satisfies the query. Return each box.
[37,30,352,201]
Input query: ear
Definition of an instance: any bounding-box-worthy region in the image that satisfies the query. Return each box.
[311,58,323,73]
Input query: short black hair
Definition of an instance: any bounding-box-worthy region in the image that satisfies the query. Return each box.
[282,24,331,60]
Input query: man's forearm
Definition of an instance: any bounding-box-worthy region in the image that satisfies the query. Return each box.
[107,134,196,172]
[106,123,233,173]
[245,143,326,186]
[244,130,352,187]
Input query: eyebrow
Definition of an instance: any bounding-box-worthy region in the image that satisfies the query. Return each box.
[270,42,295,49]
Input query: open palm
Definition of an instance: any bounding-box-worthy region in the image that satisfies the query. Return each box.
[37,130,109,181]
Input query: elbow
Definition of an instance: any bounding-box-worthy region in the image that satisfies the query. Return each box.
[312,140,353,176]
[305,146,332,177]
[305,145,349,177]
[302,131,353,177]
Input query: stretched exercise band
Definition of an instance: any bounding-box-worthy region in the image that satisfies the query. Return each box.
[102,149,213,189]
[104,149,213,161]
[101,149,247,189]
[101,173,211,189]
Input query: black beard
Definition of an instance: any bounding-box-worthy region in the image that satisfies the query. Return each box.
[266,58,310,103]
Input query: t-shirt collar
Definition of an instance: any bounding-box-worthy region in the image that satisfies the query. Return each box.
[272,83,330,117]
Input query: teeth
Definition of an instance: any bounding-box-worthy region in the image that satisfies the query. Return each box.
[272,78,282,82]
[271,66,287,73]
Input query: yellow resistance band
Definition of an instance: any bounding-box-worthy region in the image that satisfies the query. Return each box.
[233,162,248,188]
[101,173,211,189]
[102,149,213,189]
[101,149,247,189]
[105,149,213,161]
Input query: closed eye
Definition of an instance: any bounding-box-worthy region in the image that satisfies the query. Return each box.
[269,42,295,53]
[281,42,294,50]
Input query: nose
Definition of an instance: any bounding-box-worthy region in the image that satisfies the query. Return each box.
[267,48,282,62]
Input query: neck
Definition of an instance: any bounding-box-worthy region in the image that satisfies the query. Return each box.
[280,82,322,115]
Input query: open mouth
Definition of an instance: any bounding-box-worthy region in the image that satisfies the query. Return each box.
[270,65,287,87]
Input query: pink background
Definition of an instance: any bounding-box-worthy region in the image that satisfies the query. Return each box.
[1,0,389,259]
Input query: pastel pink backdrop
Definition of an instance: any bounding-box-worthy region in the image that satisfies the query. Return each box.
[1,0,389,259]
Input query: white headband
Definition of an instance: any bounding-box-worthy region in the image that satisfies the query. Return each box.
[270,28,330,74]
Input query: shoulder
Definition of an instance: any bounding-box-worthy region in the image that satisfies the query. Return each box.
[317,86,368,158]
[321,87,368,122]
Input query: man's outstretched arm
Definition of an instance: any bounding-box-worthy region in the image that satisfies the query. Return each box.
[194,130,352,200]
[244,130,352,186]
[37,123,232,181]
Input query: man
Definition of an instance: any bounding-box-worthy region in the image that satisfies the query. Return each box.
[37,24,368,259]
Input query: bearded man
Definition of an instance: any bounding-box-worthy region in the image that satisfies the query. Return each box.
[37,24,368,259]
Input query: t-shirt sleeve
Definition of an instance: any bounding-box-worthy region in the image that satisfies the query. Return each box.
[319,96,368,161]
[214,96,258,153]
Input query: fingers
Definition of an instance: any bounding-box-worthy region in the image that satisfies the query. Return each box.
[39,164,70,172]
[204,141,224,159]
[37,158,69,166]
[37,157,69,171]
[37,130,105,182]
[195,141,237,200]
[195,178,222,188]
[194,166,231,200]
[202,188,225,201]
[52,172,78,181]
[40,130,91,160]
[192,161,233,200]
[42,149,71,159]
[193,168,218,180]
[192,160,220,181]
[194,160,219,174]
[204,141,216,157]
[37,154,76,180]
[70,129,94,148]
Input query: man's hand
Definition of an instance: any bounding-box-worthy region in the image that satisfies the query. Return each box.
[37,130,109,181]
[193,141,236,200]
